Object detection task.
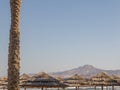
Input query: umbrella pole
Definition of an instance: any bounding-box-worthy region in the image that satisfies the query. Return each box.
[112,86,114,90]
[3,87,5,90]
[106,86,108,90]
[24,87,26,90]
[41,87,43,90]
[94,86,96,90]
[101,85,103,90]
[76,87,78,90]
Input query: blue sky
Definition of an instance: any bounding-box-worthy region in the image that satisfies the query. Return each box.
[0,0,120,76]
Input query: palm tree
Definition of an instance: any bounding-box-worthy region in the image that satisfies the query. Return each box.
[8,0,21,90]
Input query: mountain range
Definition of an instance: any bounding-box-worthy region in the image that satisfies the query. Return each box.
[50,65,120,78]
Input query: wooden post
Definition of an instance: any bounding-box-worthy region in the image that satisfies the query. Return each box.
[106,86,108,90]
[94,86,96,90]
[112,86,114,90]
[76,87,77,90]
[3,87,5,90]
[41,87,43,90]
[24,87,26,90]
[101,85,103,90]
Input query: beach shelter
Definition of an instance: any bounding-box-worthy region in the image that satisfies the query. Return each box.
[0,76,8,90]
[90,72,118,90]
[20,73,30,85]
[64,74,86,90]
[20,73,30,80]
[21,72,67,90]
[111,75,120,85]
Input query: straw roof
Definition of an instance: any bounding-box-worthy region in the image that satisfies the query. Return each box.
[20,73,30,80]
[90,72,118,86]
[91,72,110,78]
[111,75,120,85]
[0,76,7,81]
[21,72,67,88]
[0,76,8,87]
[56,77,65,83]
[64,74,86,87]
[91,72,111,82]
[68,74,84,80]
[111,75,120,80]
[20,73,31,85]
[27,72,58,81]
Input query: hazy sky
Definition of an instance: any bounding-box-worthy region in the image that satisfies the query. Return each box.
[0,0,120,76]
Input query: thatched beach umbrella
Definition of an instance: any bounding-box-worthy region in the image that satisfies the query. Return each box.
[56,77,65,83]
[111,75,120,85]
[20,73,30,85]
[20,73,30,80]
[21,72,67,90]
[90,72,118,90]
[64,74,86,90]
[0,76,8,90]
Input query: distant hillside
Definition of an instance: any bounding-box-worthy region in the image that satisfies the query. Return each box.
[50,65,120,78]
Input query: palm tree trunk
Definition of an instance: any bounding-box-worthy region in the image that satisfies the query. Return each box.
[8,0,21,90]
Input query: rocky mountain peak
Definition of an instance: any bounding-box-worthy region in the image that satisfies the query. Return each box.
[50,65,120,78]
[82,65,95,69]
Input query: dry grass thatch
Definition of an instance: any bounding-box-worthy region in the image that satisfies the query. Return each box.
[20,73,30,80]
[20,73,31,85]
[27,72,58,82]
[111,75,120,80]
[111,75,120,85]
[90,72,118,86]
[21,72,67,88]
[64,74,87,87]
[0,76,8,88]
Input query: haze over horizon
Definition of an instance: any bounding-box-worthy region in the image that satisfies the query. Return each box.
[1,0,120,76]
